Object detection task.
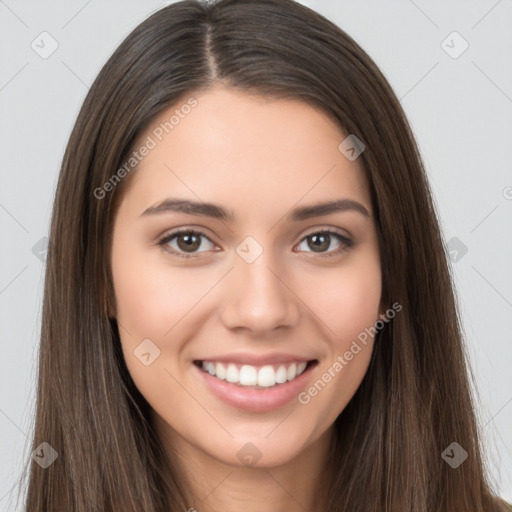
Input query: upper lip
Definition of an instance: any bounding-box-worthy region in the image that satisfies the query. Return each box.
[194,352,316,366]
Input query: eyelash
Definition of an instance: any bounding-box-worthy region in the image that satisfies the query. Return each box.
[156,227,353,260]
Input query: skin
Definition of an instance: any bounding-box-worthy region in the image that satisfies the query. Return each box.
[109,85,383,511]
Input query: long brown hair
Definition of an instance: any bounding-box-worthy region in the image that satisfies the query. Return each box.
[20,0,508,510]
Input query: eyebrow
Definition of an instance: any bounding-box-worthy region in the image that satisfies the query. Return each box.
[140,198,371,221]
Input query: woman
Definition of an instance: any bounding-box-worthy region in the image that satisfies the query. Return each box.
[22,0,510,510]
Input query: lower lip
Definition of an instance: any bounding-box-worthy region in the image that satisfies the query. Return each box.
[193,362,317,412]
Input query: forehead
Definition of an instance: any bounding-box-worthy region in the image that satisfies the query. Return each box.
[117,86,371,222]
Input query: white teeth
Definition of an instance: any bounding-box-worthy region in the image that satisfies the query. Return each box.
[215,362,226,380]
[239,365,258,385]
[225,364,239,383]
[275,365,288,384]
[257,365,276,387]
[286,363,297,381]
[199,360,309,388]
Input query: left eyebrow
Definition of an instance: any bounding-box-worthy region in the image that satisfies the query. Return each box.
[140,197,371,221]
[288,199,371,221]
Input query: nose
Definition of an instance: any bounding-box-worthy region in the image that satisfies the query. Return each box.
[218,249,301,336]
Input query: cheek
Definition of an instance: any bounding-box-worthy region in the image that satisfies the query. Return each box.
[111,237,214,342]
[296,271,380,429]
[297,252,380,409]
[305,254,382,344]
[110,240,200,406]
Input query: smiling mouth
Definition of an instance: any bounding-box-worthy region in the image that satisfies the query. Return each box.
[193,360,318,389]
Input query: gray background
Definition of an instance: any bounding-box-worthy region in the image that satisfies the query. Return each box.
[1,0,511,508]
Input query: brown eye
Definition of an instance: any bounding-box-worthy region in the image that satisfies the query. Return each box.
[176,232,202,252]
[158,229,216,258]
[307,233,330,252]
[296,230,352,257]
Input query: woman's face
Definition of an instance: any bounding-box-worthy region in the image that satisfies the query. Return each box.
[110,86,382,469]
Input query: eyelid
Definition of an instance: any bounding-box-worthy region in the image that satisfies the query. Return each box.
[156,225,353,259]
[294,227,353,258]
[156,227,218,258]
[156,225,217,242]
[301,224,351,240]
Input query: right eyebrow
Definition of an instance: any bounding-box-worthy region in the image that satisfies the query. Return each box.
[141,198,233,221]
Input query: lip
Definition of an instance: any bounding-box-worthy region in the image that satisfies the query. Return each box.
[194,352,313,366]
[193,358,318,412]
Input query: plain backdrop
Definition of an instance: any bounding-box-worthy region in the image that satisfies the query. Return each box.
[1,0,511,508]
